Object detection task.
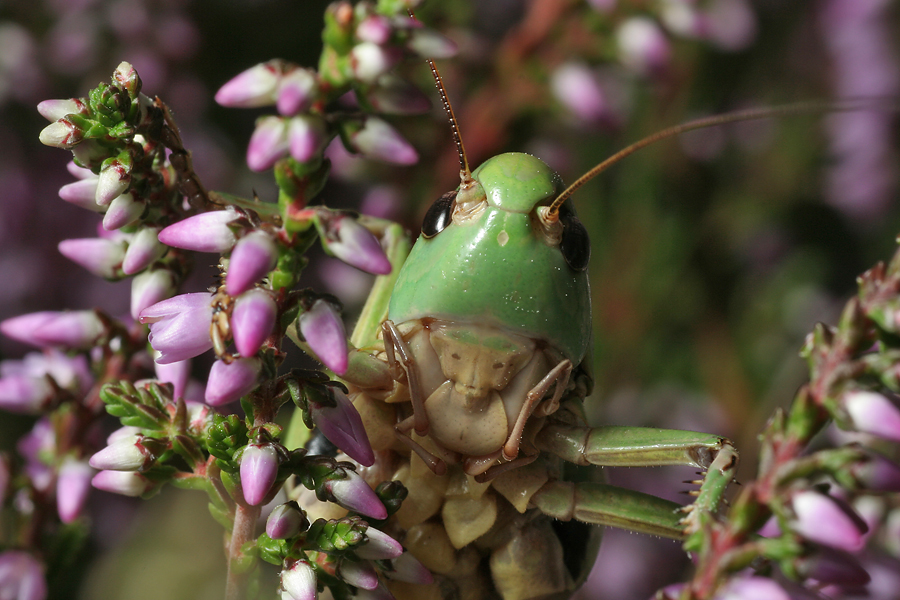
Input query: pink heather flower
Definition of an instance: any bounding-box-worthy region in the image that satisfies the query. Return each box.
[348,117,418,165]
[712,576,789,600]
[56,458,93,523]
[58,238,125,279]
[326,470,387,520]
[1,311,104,350]
[0,373,53,414]
[308,386,374,466]
[288,115,328,163]
[89,435,148,471]
[356,527,403,560]
[853,452,900,492]
[406,28,457,59]
[155,359,191,401]
[843,391,900,441]
[350,42,402,83]
[266,502,305,539]
[231,289,277,357]
[356,15,392,44]
[277,68,318,116]
[91,470,154,497]
[550,63,607,123]
[0,551,47,600]
[281,559,316,600]
[18,418,54,492]
[226,231,278,296]
[95,160,132,206]
[102,192,144,231]
[139,293,214,364]
[205,358,261,406]
[158,208,240,253]
[240,444,279,506]
[319,214,392,275]
[383,552,433,585]
[131,269,176,321]
[789,490,868,552]
[338,559,379,590]
[366,76,432,115]
[58,177,104,212]
[798,547,870,586]
[123,227,167,275]
[215,60,281,108]
[616,17,671,75]
[37,97,87,122]
[299,299,349,374]
[247,116,290,172]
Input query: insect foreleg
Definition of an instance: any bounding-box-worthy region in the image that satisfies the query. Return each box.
[381,320,429,436]
[502,358,572,462]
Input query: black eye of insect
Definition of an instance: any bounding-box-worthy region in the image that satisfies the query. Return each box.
[558,202,590,271]
[421,190,457,238]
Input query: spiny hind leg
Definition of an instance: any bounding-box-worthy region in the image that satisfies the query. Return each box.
[502,359,572,462]
[382,320,429,436]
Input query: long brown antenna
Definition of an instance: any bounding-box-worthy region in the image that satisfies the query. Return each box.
[428,58,473,187]
[546,98,897,218]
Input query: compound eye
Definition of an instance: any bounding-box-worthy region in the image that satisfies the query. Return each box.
[421,190,457,238]
[558,204,590,271]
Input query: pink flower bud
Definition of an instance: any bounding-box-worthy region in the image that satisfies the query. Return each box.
[338,559,379,590]
[288,115,328,163]
[95,160,132,206]
[350,42,402,83]
[550,63,607,123]
[325,470,387,520]
[240,444,279,506]
[355,527,403,560]
[277,68,318,116]
[57,458,93,523]
[790,490,868,552]
[1,311,104,350]
[58,177,104,212]
[348,117,418,165]
[231,289,277,357]
[91,470,154,497]
[266,502,305,539]
[382,551,433,585]
[711,576,789,600]
[797,547,870,586]
[215,61,282,108]
[0,551,47,600]
[353,580,396,600]
[616,17,671,75]
[843,391,900,441]
[102,192,144,231]
[356,15,392,44]
[319,214,392,275]
[0,374,53,414]
[298,299,349,374]
[39,117,83,149]
[123,227,167,275]
[205,357,261,406]
[226,231,278,296]
[37,97,87,122]
[308,386,374,466]
[247,116,290,172]
[153,359,191,402]
[58,238,125,279]
[407,28,457,59]
[853,452,900,492]
[140,293,214,364]
[281,559,316,600]
[158,209,240,253]
[89,435,149,471]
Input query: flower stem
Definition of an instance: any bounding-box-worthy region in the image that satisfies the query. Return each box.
[225,501,261,600]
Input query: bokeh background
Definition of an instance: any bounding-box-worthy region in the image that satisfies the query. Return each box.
[0,0,898,598]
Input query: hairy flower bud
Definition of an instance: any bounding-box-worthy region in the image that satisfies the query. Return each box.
[205,357,261,406]
[240,444,279,506]
[226,231,278,296]
[231,289,277,357]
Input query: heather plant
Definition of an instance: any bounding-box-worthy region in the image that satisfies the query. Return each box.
[0,2,898,600]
